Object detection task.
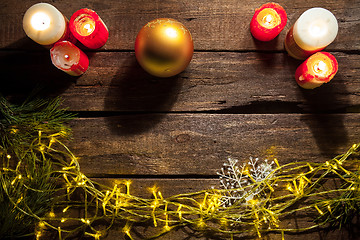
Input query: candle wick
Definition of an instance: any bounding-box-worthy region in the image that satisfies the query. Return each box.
[314,61,326,73]
[265,14,272,23]
[65,55,69,60]
[84,24,92,33]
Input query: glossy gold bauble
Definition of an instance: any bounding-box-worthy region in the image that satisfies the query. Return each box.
[135,18,194,78]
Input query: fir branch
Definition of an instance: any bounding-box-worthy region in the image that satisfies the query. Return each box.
[0,96,74,239]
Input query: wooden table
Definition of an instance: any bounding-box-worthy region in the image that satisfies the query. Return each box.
[1,0,360,239]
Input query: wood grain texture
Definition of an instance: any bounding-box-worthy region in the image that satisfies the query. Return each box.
[1,0,360,239]
[69,113,360,176]
[0,0,359,51]
[1,51,359,112]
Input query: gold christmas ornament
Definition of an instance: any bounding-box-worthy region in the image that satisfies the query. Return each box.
[135,18,194,77]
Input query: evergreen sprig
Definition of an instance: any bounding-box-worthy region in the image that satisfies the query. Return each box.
[0,96,74,239]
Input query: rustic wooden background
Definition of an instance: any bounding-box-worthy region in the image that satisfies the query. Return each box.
[1,0,360,239]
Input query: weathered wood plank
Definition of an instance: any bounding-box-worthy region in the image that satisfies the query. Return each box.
[1,51,359,112]
[0,0,359,51]
[103,228,359,240]
[68,113,360,176]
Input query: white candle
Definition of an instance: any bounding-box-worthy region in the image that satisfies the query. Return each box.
[285,8,338,60]
[23,3,67,46]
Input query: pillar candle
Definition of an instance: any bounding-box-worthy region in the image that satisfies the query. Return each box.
[69,8,109,49]
[23,3,75,46]
[295,52,338,89]
[285,8,338,60]
[50,41,89,76]
[250,2,287,41]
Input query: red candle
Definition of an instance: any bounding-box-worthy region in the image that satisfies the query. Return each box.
[250,2,287,41]
[295,52,338,89]
[69,8,108,49]
[50,41,89,76]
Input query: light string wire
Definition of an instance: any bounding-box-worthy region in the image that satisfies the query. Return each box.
[0,97,359,239]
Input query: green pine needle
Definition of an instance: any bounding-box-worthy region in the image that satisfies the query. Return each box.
[0,95,74,239]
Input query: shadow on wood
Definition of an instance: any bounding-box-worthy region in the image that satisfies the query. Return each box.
[104,56,184,135]
[0,37,77,101]
[298,73,350,158]
[281,52,350,158]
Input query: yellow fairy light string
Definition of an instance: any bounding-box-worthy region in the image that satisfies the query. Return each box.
[293,179,299,195]
[220,218,227,227]
[327,204,332,213]
[151,201,158,227]
[62,206,70,213]
[81,218,91,224]
[10,128,18,134]
[150,186,158,199]
[125,180,131,195]
[164,202,171,231]
[36,231,42,240]
[274,158,280,168]
[176,204,183,220]
[307,163,314,171]
[286,183,293,192]
[39,145,45,152]
[11,177,17,186]
[302,175,311,184]
[123,222,134,240]
[38,131,42,144]
[48,211,55,218]
[94,232,101,240]
[254,219,261,238]
[58,227,62,240]
[265,181,274,192]
[315,205,324,215]
[38,221,45,228]
[62,166,76,170]
[158,190,163,199]
[102,190,110,215]
[197,218,205,228]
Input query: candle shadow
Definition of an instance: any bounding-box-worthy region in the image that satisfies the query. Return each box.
[0,37,101,102]
[283,54,350,158]
[2,36,46,51]
[0,38,79,102]
[252,34,280,52]
[251,33,285,71]
[104,55,184,136]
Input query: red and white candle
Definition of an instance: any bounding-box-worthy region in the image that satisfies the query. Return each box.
[295,52,338,89]
[69,8,109,49]
[250,2,287,41]
[23,3,75,46]
[50,41,89,76]
[285,8,338,60]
